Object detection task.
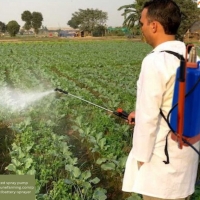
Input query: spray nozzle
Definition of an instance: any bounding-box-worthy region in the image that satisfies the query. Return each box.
[55,88,68,94]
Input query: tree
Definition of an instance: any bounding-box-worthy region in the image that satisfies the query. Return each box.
[21,10,32,31]
[68,17,81,29]
[93,25,106,37]
[6,21,20,37]
[118,0,144,29]
[118,0,146,37]
[0,21,6,33]
[32,12,43,34]
[21,11,43,34]
[67,9,108,35]
[118,0,200,41]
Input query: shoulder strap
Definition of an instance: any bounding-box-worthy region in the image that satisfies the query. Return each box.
[159,50,185,165]
[160,50,184,61]
[159,49,184,120]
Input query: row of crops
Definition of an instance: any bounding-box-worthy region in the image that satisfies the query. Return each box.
[0,40,199,200]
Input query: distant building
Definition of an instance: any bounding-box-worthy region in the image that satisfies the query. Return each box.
[74,30,90,37]
[184,21,200,40]
[47,27,77,38]
[59,30,75,37]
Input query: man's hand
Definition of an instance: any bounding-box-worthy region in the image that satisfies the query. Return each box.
[127,111,135,125]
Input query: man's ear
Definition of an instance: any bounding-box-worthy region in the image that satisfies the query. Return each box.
[151,21,157,33]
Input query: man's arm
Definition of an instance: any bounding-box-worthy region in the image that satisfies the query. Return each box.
[132,55,167,163]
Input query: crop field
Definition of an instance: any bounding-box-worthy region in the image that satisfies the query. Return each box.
[0,39,199,200]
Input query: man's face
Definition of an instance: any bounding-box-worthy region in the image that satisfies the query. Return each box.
[139,8,152,45]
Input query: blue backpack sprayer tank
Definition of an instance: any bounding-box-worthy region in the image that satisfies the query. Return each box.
[168,44,200,151]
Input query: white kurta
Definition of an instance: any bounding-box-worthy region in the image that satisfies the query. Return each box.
[122,41,200,199]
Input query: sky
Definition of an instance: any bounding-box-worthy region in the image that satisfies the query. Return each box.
[0,0,134,28]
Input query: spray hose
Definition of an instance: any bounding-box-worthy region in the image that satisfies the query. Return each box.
[55,88,135,122]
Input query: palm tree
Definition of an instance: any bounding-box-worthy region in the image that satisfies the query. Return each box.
[118,0,146,36]
[118,4,137,28]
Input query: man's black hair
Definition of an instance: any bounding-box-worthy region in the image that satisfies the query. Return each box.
[143,0,181,35]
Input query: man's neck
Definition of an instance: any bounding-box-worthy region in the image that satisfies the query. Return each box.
[152,35,176,48]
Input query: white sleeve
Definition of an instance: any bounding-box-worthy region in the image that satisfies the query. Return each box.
[132,55,168,162]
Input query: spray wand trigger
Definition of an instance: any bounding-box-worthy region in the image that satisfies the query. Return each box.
[113,108,135,122]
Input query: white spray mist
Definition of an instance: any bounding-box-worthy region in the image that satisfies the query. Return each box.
[0,87,55,112]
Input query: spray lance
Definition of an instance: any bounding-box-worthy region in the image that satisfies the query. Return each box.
[54,88,135,122]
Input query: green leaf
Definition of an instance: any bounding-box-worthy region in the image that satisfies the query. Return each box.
[81,170,91,180]
[24,158,33,169]
[64,179,73,185]
[75,116,82,127]
[16,170,24,175]
[89,177,100,184]
[99,138,106,149]
[101,162,116,171]
[24,117,31,127]
[5,164,16,172]
[27,168,36,175]
[26,144,34,152]
[82,182,91,190]
[12,158,21,167]
[96,158,107,165]
[18,148,25,159]
[93,187,107,200]
[96,132,103,142]
[85,127,91,135]
[72,167,81,178]
[126,193,142,200]
[118,156,128,168]
[65,164,73,172]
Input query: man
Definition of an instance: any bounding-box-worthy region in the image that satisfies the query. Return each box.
[122,0,199,199]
